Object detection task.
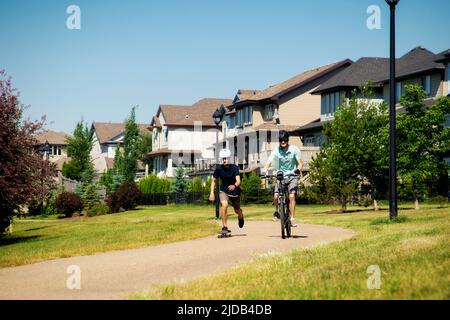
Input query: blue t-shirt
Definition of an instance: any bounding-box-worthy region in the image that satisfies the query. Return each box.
[268,145,301,175]
[213,164,241,196]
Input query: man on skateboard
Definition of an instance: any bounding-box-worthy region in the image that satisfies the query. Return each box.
[209,148,245,235]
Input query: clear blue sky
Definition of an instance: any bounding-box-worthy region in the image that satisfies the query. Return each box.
[1,0,449,133]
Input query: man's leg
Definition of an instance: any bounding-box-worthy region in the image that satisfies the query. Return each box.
[221,200,229,228]
[289,192,296,219]
[274,193,279,212]
[231,197,244,228]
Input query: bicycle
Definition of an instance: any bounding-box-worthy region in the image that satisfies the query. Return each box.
[262,171,300,239]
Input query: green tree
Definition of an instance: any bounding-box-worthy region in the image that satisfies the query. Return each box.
[309,85,388,211]
[76,161,101,210]
[189,177,204,192]
[121,106,140,182]
[62,120,94,181]
[246,172,262,203]
[395,84,450,209]
[172,166,188,194]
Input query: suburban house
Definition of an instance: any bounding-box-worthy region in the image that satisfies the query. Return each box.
[149,98,232,178]
[292,46,450,195]
[294,46,449,149]
[215,60,353,173]
[34,130,72,173]
[90,122,150,175]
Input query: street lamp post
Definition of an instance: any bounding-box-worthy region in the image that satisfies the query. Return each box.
[41,140,51,215]
[212,107,225,219]
[386,0,399,219]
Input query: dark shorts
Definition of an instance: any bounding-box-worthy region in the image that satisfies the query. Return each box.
[274,176,299,194]
[219,191,241,209]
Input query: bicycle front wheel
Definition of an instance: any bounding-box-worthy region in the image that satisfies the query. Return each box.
[279,199,286,239]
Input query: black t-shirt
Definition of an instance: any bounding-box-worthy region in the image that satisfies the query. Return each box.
[213,164,241,196]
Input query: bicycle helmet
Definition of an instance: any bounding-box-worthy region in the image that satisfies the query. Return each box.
[278,130,290,142]
[219,148,231,159]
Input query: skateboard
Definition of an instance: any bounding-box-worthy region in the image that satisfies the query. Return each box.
[218,230,232,238]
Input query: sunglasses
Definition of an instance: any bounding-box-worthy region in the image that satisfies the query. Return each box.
[280,140,288,143]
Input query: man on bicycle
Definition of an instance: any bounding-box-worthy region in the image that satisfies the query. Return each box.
[209,148,245,234]
[262,130,302,227]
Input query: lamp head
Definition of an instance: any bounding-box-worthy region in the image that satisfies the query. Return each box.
[385,0,399,6]
[44,140,51,153]
[212,108,223,125]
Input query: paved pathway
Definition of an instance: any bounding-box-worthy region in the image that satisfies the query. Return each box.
[0,221,354,299]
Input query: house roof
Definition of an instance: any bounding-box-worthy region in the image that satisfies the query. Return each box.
[313,47,445,93]
[234,60,353,105]
[291,118,324,134]
[375,46,445,83]
[312,57,389,93]
[232,89,261,103]
[92,122,150,144]
[435,49,450,63]
[150,116,162,128]
[34,130,72,145]
[156,98,232,127]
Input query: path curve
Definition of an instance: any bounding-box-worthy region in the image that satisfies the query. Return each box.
[0,221,354,299]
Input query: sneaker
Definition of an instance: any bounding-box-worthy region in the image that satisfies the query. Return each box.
[290,218,298,227]
[238,215,244,228]
[222,226,231,233]
[273,211,280,221]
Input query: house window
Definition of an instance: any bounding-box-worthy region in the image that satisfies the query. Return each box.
[334,92,340,113]
[396,82,402,102]
[244,106,252,125]
[51,145,62,156]
[421,75,431,95]
[236,109,243,127]
[264,104,275,121]
[326,94,330,115]
[162,128,168,144]
[304,135,316,147]
[153,129,158,145]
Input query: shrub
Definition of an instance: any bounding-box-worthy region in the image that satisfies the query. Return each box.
[86,204,110,217]
[118,182,142,210]
[106,191,121,213]
[106,182,143,213]
[55,192,84,217]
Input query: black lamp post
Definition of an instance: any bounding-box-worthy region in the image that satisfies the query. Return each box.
[40,140,51,215]
[212,107,225,219]
[386,0,399,219]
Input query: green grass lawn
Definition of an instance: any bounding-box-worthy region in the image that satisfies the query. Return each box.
[133,202,450,300]
[0,205,221,267]
[0,204,289,268]
[1,201,449,299]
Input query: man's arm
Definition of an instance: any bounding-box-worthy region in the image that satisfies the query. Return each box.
[262,150,276,173]
[296,149,303,175]
[209,176,216,201]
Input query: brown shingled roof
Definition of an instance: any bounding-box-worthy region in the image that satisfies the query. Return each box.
[35,130,71,145]
[93,122,150,144]
[236,60,352,104]
[158,98,232,127]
